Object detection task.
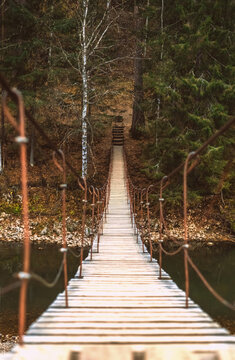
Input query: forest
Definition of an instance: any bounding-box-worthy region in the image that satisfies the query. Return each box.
[0,0,235,351]
[1,0,234,227]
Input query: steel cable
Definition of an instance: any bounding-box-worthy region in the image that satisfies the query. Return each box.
[0,73,82,181]
[1,73,234,319]
[159,242,184,256]
[68,247,81,258]
[1,258,64,294]
[29,258,64,288]
[187,253,235,311]
[124,140,235,311]
[0,281,21,296]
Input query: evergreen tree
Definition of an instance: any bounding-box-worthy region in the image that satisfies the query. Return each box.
[143,0,235,198]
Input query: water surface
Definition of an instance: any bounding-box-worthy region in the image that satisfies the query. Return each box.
[0,243,80,335]
[154,243,235,332]
[0,242,234,335]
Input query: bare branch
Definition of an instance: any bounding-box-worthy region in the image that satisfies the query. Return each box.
[86,0,111,49]
[54,36,81,73]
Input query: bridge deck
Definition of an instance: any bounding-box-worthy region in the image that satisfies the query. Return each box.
[8,146,235,359]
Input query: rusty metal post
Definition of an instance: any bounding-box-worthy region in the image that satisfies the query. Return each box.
[133,188,137,235]
[136,188,144,252]
[106,148,112,214]
[53,150,69,308]
[89,185,96,261]
[158,176,168,279]
[137,189,141,238]
[78,177,87,278]
[146,185,153,262]
[97,188,101,253]
[134,188,140,242]
[129,181,134,226]
[140,188,146,252]
[183,152,195,308]
[140,189,145,223]
[3,89,31,345]
[104,183,108,222]
[124,150,129,204]
[126,175,130,205]
[100,186,105,235]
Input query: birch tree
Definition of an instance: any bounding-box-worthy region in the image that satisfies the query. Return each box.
[81,0,89,178]
[81,0,113,177]
[54,0,113,177]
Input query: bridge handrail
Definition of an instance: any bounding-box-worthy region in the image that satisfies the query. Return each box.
[124,116,235,311]
[0,76,112,345]
[0,74,82,181]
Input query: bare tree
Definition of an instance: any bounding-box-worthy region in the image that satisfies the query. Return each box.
[55,0,113,177]
[80,0,113,177]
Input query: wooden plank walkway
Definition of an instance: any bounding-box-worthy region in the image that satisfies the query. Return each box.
[6,146,235,359]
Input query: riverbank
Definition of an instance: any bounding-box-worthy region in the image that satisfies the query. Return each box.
[0,212,91,247]
[0,335,18,354]
[140,208,235,247]
[0,210,235,247]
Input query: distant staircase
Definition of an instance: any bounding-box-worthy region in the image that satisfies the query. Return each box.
[112,124,124,146]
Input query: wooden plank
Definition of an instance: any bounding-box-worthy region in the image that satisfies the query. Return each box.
[22,335,235,344]
[26,328,229,336]
[29,322,221,329]
[10,145,235,359]
[43,312,210,318]
[44,307,208,314]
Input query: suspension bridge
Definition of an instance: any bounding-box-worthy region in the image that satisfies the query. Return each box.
[0,76,235,359]
[2,145,234,359]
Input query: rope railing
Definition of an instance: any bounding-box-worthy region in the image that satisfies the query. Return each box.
[0,76,112,345]
[124,116,235,311]
[1,72,234,346]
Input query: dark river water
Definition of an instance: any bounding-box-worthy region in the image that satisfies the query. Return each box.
[153,243,235,332]
[0,243,81,335]
[0,242,234,336]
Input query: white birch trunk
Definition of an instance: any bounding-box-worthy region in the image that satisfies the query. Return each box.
[81,0,89,178]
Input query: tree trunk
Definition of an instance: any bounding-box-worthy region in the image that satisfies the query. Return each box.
[156,0,164,146]
[131,5,145,139]
[144,0,150,57]
[81,0,89,178]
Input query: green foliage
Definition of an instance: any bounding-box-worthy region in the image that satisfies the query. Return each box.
[0,202,22,215]
[1,0,234,205]
[143,0,235,199]
[164,187,182,209]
